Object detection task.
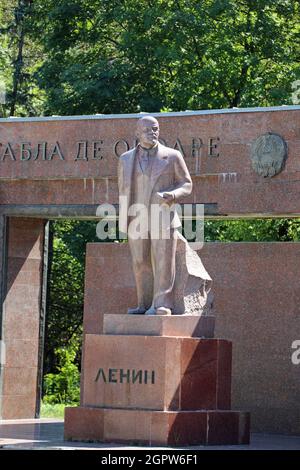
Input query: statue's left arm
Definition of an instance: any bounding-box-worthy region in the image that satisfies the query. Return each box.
[169,151,193,201]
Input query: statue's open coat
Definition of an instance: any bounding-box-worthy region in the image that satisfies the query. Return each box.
[118,142,193,235]
[118,142,212,314]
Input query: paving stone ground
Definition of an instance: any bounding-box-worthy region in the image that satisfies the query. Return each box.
[0,419,299,450]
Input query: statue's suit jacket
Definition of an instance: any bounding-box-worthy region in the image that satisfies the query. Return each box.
[118,142,193,235]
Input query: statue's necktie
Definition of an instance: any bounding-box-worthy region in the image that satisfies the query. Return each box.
[139,149,149,173]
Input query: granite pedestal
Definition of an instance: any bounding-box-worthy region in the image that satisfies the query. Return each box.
[64,314,250,446]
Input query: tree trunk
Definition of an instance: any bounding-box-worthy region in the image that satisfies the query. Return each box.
[9,0,32,116]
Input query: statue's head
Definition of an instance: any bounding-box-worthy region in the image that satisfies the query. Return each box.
[136,116,159,149]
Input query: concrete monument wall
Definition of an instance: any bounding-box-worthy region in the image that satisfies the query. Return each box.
[83,241,300,435]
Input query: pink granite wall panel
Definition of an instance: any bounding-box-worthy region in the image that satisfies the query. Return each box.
[1,217,44,419]
[83,241,300,434]
[0,109,300,216]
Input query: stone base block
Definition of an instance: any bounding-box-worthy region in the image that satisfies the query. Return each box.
[103,314,215,338]
[83,335,232,411]
[64,406,250,446]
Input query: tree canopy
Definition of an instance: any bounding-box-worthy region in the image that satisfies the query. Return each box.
[0,0,299,116]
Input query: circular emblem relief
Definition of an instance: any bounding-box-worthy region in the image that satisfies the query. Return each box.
[250,133,287,177]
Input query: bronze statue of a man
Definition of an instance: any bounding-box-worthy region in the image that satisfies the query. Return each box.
[118,116,193,316]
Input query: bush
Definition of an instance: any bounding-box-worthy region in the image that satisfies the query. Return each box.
[43,339,80,405]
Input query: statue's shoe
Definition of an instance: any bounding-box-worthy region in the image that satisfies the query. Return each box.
[156,307,172,316]
[145,306,156,316]
[127,306,146,315]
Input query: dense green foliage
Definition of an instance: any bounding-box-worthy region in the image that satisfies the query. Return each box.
[0,0,299,116]
[43,339,80,404]
[32,0,300,114]
[43,220,99,404]
[0,0,45,116]
[204,218,300,241]
[44,220,98,376]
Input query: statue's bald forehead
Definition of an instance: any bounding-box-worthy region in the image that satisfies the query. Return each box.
[137,116,159,130]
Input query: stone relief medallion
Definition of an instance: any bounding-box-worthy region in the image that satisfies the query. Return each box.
[250,133,287,177]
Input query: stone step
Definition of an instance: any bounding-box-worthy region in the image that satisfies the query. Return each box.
[65,406,250,446]
[103,313,215,338]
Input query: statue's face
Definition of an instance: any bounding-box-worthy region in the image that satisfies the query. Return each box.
[137,117,159,149]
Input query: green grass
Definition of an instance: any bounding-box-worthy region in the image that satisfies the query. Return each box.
[40,403,67,419]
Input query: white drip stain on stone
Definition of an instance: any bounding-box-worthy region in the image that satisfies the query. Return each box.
[105,177,109,201]
[218,172,238,183]
[91,178,95,203]
[83,178,87,191]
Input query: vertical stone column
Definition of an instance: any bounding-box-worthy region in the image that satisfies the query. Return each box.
[0,217,46,419]
[0,215,8,418]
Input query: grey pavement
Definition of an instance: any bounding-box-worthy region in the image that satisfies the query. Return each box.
[0,419,300,450]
